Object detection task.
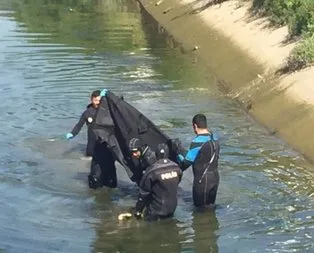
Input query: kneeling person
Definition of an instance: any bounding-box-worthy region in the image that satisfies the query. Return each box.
[131,142,182,221]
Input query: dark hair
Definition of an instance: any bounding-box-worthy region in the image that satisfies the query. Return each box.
[90,90,101,98]
[192,114,207,129]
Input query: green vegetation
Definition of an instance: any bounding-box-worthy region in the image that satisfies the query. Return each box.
[250,0,314,71]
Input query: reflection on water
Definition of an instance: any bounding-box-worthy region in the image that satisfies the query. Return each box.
[0,0,313,253]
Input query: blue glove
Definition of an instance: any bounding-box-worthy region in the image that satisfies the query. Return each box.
[100,89,108,97]
[66,132,74,140]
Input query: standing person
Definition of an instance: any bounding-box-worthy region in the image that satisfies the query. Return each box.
[65,90,101,157]
[172,114,220,208]
[129,140,182,221]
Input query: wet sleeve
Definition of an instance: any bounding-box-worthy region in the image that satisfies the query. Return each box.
[135,172,152,213]
[139,171,153,197]
[71,111,86,136]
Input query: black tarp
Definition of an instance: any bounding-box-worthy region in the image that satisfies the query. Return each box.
[92,91,176,183]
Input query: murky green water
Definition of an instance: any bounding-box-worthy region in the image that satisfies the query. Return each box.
[0,0,314,252]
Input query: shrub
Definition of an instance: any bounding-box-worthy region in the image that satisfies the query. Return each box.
[250,0,314,70]
[288,0,314,37]
[287,36,314,71]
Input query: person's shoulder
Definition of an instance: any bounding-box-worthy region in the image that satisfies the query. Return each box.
[156,158,179,168]
[192,134,210,143]
[141,164,154,178]
[85,104,97,114]
[169,160,182,172]
[86,103,95,110]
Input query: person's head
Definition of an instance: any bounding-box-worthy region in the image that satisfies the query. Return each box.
[90,90,101,108]
[192,114,207,134]
[129,138,143,158]
[128,138,156,167]
[156,143,169,160]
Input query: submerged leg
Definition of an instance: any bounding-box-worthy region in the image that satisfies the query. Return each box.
[88,142,117,189]
[193,172,219,207]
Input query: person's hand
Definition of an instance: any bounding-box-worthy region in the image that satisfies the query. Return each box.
[100,88,108,97]
[133,211,143,219]
[134,197,145,219]
[170,138,181,154]
[66,132,74,140]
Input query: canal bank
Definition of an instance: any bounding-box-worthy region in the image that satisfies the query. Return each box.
[137,0,314,164]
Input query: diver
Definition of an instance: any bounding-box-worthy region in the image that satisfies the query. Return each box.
[129,139,182,221]
[65,90,102,157]
[87,89,123,189]
[172,114,220,208]
[64,88,119,189]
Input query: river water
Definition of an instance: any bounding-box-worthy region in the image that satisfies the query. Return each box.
[0,0,313,252]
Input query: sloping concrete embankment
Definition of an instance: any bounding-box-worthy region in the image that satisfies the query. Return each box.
[137,0,314,164]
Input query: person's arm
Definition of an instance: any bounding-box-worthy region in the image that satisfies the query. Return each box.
[134,170,153,218]
[177,145,193,171]
[134,188,151,217]
[177,140,204,171]
[70,111,87,137]
[170,139,189,170]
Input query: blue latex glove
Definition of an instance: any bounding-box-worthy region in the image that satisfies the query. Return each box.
[66,132,74,140]
[100,89,108,97]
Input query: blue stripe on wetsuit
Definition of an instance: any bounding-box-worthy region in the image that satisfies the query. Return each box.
[178,135,211,163]
[193,135,211,143]
[185,146,202,162]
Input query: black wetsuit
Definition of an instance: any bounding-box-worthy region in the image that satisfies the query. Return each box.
[70,102,117,189]
[71,104,97,156]
[177,133,220,207]
[89,141,117,189]
[87,99,118,189]
[135,158,182,221]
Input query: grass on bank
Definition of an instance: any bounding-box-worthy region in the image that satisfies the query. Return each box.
[250,0,314,71]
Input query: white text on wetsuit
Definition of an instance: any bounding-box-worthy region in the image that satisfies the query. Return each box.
[161,171,178,180]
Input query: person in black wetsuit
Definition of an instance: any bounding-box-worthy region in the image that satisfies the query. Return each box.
[172,114,220,208]
[129,139,182,221]
[86,89,124,189]
[66,90,101,157]
[64,89,118,189]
